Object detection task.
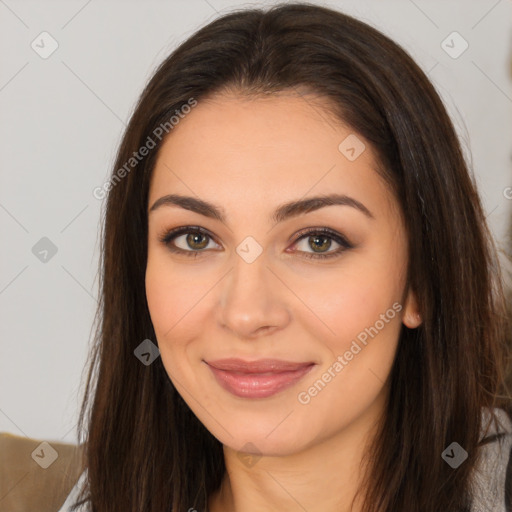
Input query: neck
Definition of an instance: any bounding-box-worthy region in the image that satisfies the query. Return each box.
[208,387,386,512]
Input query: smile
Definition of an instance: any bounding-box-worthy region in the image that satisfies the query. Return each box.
[205,358,316,399]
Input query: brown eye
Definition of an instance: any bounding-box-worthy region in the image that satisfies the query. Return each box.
[184,232,209,250]
[290,228,353,260]
[158,225,353,261]
[308,235,332,253]
[158,226,220,257]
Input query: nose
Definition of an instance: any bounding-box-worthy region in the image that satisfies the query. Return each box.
[216,248,291,340]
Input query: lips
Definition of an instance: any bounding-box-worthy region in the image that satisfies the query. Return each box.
[205,358,315,399]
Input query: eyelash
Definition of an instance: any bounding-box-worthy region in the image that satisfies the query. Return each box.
[157,225,353,260]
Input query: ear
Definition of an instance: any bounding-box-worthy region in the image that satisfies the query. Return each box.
[402,288,422,329]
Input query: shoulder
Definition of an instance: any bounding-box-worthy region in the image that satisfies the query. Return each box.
[57,469,89,512]
[470,407,512,512]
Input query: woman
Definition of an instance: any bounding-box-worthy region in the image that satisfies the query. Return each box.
[60,3,512,511]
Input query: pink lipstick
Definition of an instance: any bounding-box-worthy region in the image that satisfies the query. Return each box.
[205,358,315,399]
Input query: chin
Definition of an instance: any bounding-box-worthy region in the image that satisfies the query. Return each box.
[201,410,320,457]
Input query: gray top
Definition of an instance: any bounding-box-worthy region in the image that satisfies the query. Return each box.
[470,407,512,511]
[58,407,512,511]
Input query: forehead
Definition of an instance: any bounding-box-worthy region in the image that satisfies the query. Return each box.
[148,92,394,219]
[154,92,359,172]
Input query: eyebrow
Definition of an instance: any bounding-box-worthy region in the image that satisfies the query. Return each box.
[148,193,374,223]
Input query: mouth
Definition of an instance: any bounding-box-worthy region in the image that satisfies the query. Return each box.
[205,358,316,399]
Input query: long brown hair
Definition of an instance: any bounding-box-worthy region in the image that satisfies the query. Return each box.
[72,3,512,511]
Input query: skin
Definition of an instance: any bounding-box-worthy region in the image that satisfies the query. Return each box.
[145,91,422,512]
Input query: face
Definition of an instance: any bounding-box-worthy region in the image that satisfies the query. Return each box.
[145,92,421,457]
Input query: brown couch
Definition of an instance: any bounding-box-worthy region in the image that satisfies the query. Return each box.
[0,432,84,512]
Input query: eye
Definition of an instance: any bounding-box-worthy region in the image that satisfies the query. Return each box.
[158,225,353,260]
[289,227,353,260]
[158,226,220,258]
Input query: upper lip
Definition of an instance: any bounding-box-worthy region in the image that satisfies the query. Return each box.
[206,358,315,373]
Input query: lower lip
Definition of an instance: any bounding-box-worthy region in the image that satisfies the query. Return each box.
[207,363,315,399]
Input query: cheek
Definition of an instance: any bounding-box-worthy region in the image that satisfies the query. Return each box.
[296,285,402,428]
[296,243,405,405]
[145,261,175,334]
[144,253,214,380]
[145,247,204,329]
[304,261,404,354]
[145,260,201,396]
[145,255,197,349]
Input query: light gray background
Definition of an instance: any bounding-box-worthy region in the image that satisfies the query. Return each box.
[1,0,511,445]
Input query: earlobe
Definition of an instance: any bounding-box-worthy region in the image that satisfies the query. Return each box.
[402,289,422,329]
